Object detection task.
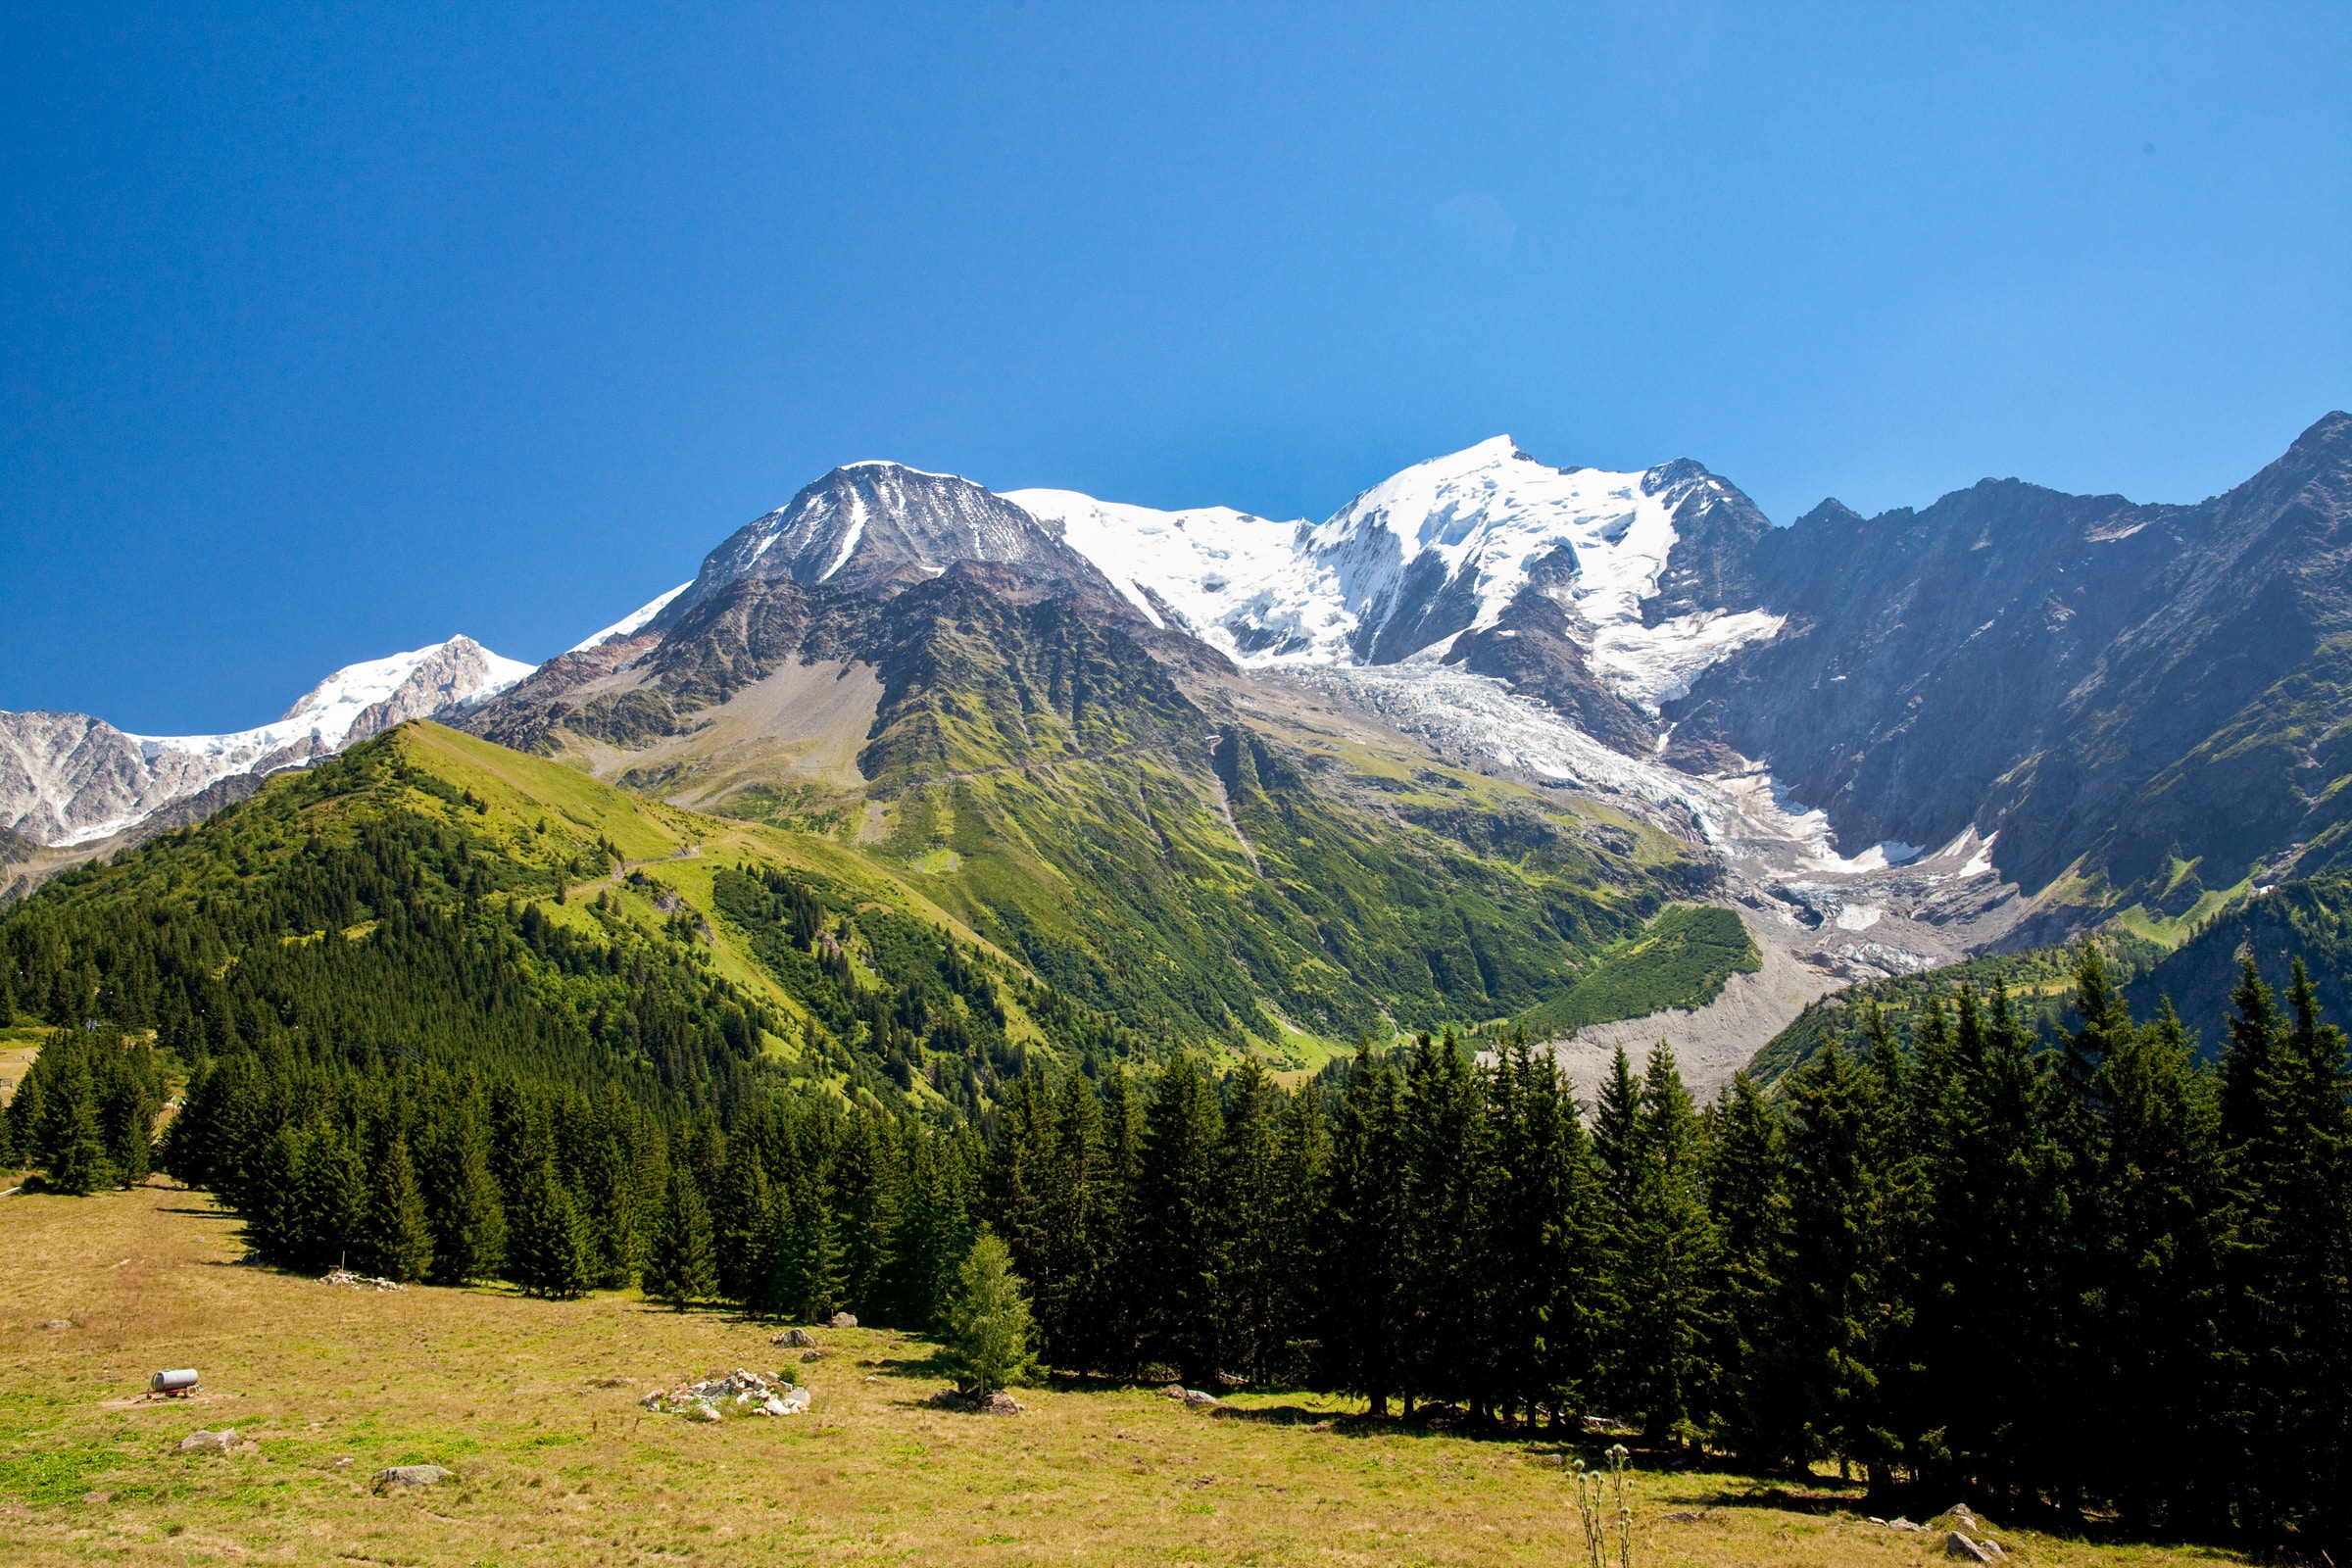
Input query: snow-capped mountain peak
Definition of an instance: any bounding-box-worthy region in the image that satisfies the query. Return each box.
[570,583,690,653]
[1,635,535,849]
[1013,437,1786,716]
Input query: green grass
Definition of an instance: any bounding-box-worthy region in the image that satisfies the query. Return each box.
[1513,906,1761,1040]
[0,1182,2255,1568]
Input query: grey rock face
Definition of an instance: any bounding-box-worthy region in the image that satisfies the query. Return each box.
[1670,411,2352,908]
[0,634,530,851]
[664,463,1130,620]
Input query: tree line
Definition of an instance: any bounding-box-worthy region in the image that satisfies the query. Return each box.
[4,936,2345,1559]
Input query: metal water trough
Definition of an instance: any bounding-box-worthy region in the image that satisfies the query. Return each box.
[150,1369,200,1395]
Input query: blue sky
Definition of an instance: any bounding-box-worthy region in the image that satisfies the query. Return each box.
[5,2,2347,732]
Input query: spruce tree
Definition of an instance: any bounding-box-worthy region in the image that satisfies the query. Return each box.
[2089,995,2229,1534]
[1400,1031,1483,1412]
[583,1136,641,1289]
[511,1159,595,1299]
[423,1103,507,1286]
[1215,1057,1287,1384]
[645,1162,718,1308]
[942,1232,1038,1397]
[297,1120,369,1272]
[1763,1042,1903,1484]
[31,1048,111,1196]
[1138,1052,1224,1386]
[365,1137,435,1283]
[1088,1067,1148,1375]
[1705,1070,1786,1464]
[1614,1042,1722,1448]
[1323,1045,1409,1413]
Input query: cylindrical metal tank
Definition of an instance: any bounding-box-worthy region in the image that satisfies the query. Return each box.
[150,1369,200,1394]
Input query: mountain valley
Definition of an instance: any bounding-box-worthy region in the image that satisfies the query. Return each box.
[7,414,2351,1083]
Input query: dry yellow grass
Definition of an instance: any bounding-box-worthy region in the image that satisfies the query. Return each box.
[0,1183,2247,1568]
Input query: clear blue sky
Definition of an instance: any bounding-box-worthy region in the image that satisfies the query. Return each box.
[5,3,2347,733]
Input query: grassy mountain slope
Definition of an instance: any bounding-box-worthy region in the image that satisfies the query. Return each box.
[467,571,1734,1054]
[1747,928,2166,1087]
[0,722,1126,1119]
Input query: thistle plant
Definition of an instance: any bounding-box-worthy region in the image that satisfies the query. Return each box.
[1570,1445,1637,1568]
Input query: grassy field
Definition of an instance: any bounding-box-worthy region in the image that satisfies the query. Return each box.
[1,1183,2243,1568]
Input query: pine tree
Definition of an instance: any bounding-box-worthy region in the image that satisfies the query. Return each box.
[942,1232,1039,1397]
[1216,1057,1287,1385]
[645,1162,718,1308]
[296,1120,369,1272]
[32,1047,111,1196]
[1138,1053,1224,1386]
[1400,1031,1483,1412]
[511,1159,595,1299]
[1614,1042,1722,1448]
[365,1137,435,1283]
[2088,995,2229,1534]
[1323,1045,1409,1413]
[1705,1070,1786,1464]
[1762,1042,1904,1483]
[422,1102,507,1286]
[583,1136,641,1289]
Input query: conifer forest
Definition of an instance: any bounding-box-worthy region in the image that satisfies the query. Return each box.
[0,737,2347,1561]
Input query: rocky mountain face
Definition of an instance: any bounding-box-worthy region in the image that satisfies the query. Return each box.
[0,634,530,852]
[20,413,2352,1006]
[1668,411,2352,922]
[666,462,1135,619]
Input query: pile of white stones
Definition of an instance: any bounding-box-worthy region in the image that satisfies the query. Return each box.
[640,1367,810,1422]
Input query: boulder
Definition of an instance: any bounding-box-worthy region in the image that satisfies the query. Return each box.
[177,1429,240,1454]
[686,1403,721,1423]
[1159,1384,1188,1401]
[800,1349,825,1363]
[1945,1532,1997,1562]
[828,1312,858,1329]
[774,1328,814,1348]
[1182,1389,1220,1407]
[983,1391,1021,1416]
[372,1464,452,1492]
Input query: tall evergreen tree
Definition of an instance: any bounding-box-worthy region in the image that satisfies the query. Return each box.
[1322,1045,1409,1413]
[1612,1042,1722,1448]
[645,1161,718,1309]
[421,1102,506,1286]
[30,1047,110,1196]
[1705,1070,1786,1464]
[364,1137,435,1284]
[2087,995,2229,1534]
[1138,1053,1224,1386]
[511,1158,595,1299]
[1216,1057,1288,1385]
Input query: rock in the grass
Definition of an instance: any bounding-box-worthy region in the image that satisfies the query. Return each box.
[800,1349,824,1363]
[760,1396,791,1416]
[828,1312,858,1329]
[983,1391,1021,1416]
[686,1402,722,1423]
[1160,1383,1188,1400]
[38,1319,73,1331]
[1182,1389,1220,1407]
[372,1465,451,1491]
[1944,1532,1997,1562]
[177,1429,240,1454]
[774,1328,814,1348]
[1886,1517,1923,1532]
